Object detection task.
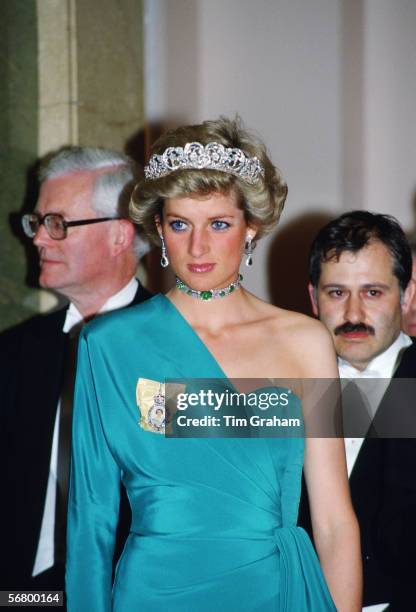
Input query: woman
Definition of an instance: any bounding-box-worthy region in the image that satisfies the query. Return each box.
[66,117,361,610]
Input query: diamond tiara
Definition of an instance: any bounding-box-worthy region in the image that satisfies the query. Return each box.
[144,141,265,185]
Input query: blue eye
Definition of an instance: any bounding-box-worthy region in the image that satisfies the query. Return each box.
[169,220,187,231]
[211,220,230,230]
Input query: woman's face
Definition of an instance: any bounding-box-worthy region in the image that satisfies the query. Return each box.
[157,190,256,291]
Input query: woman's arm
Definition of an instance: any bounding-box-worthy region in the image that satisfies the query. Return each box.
[304,437,362,611]
[66,330,122,612]
[301,324,362,612]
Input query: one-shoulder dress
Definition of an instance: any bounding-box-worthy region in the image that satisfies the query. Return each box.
[66,295,336,611]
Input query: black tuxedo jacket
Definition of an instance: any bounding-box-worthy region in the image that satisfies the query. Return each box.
[0,283,152,590]
[298,339,416,609]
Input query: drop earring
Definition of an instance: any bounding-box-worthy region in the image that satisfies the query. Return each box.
[160,234,169,268]
[244,235,253,267]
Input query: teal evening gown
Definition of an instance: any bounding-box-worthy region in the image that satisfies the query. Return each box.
[66,295,336,611]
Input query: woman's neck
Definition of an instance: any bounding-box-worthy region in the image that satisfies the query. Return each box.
[166,285,253,334]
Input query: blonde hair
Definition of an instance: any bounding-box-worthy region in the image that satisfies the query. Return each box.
[130,116,287,244]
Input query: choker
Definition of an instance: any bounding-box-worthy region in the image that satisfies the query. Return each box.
[175,274,243,301]
[144,142,264,185]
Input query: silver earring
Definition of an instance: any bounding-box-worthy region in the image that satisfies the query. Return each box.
[160,234,169,268]
[244,235,253,267]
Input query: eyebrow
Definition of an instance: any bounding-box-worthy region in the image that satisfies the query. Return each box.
[165,212,236,221]
[35,208,66,217]
[320,282,391,290]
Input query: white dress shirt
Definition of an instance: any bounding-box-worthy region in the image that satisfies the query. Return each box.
[32,277,139,576]
[339,332,412,477]
[338,331,412,612]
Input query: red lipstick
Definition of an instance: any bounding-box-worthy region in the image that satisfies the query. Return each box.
[187,263,215,273]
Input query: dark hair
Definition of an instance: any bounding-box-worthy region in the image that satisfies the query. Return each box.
[309,210,412,292]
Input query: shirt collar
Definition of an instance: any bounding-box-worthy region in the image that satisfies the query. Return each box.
[62,277,138,334]
[338,331,412,379]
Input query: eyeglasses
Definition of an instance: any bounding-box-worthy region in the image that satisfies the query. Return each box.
[21,212,120,240]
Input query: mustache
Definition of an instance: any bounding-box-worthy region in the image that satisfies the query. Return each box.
[334,322,375,336]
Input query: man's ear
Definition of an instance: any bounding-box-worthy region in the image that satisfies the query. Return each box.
[111,219,135,256]
[307,282,319,317]
[401,279,416,315]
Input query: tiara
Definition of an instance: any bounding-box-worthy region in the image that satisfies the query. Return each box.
[144,141,264,185]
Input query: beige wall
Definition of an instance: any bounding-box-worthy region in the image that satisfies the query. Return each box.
[144,0,416,312]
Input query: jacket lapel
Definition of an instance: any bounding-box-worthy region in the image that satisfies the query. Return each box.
[17,309,68,570]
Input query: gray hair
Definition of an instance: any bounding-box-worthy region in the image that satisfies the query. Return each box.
[40,147,150,258]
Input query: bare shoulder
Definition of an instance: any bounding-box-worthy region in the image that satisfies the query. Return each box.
[280,309,337,377]
[281,311,338,377]
[250,295,329,341]
[247,296,337,378]
[275,307,332,345]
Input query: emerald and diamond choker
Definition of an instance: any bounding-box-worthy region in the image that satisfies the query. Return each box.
[175,274,243,301]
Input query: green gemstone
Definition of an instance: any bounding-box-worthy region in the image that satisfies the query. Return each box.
[229,285,235,292]
[219,291,226,297]
[187,289,192,295]
[201,291,212,300]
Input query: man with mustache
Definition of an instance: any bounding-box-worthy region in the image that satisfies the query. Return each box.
[301,210,416,611]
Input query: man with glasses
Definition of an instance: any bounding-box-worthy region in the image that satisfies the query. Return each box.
[0,147,152,600]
